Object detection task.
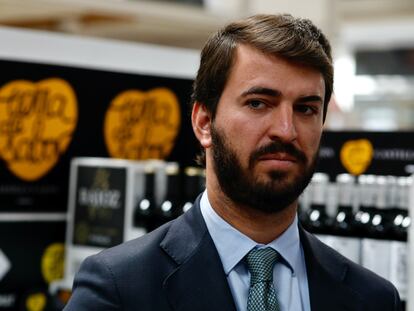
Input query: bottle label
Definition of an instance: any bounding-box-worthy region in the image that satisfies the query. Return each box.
[315,234,360,264]
[389,241,407,300]
[361,238,391,280]
[73,166,126,248]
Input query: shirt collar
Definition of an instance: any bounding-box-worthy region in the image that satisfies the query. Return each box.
[200,190,301,276]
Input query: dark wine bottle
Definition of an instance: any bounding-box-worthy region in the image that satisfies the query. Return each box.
[332,173,356,237]
[302,173,331,235]
[181,167,204,215]
[133,164,156,233]
[367,176,391,240]
[354,175,376,238]
[391,176,410,242]
[154,163,181,227]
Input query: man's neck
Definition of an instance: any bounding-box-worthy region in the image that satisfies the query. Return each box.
[206,174,298,245]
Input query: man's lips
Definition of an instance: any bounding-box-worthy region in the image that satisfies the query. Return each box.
[248,141,307,169]
[258,153,297,162]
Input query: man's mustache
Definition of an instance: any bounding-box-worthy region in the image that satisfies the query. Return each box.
[249,141,307,168]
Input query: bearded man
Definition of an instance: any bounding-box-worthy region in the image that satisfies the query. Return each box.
[65,14,402,311]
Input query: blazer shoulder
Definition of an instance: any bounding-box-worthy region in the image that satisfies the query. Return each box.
[66,202,208,311]
[95,221,176,272]
[343,251,401,309]
[97,200,207,270]
[65,222,178,311]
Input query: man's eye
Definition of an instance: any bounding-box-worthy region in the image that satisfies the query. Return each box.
[247,100,265,109]
[296,105,318,115]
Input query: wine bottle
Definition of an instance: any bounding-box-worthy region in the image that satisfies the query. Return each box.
[181,167,204,215]
[133,164,156,232]
[154,162,181,227]
[302,173,331,236]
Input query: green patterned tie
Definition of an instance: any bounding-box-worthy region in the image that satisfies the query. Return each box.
[245,247,280,311]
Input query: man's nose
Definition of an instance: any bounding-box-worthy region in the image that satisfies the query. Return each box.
[267,104,297,142]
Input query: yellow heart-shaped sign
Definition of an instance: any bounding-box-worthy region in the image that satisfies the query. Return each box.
[41,243,65,284]
[26,293,47,311]
[0,78,78,181]
[340,139,374,175]
[104,87,181,160]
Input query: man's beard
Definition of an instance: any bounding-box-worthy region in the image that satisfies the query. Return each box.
[211,124,318,214]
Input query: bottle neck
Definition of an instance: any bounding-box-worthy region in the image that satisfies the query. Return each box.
[310,203,327,212]
[337,204,354,214]
[144,173,156,201]
[184,174,200,201]
[165,174,180,201]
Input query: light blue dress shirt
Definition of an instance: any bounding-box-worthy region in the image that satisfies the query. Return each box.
[199,191,311,311]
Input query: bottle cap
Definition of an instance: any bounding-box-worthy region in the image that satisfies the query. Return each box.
[165,162,179,175]
[185,166,201,176]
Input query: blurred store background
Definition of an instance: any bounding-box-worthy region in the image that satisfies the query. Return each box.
[0,0,414,311]
[0,0,413,130]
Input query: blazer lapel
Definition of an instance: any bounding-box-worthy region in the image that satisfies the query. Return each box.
[160,198,237,311]
[300,228,365,311]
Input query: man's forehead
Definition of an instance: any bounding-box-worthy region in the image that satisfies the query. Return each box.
[228,44,325,97]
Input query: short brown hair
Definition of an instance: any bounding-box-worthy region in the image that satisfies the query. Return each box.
[192,13,333,118]
[191,14,333,165]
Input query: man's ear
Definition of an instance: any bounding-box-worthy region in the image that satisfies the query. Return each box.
[191,102,212,148]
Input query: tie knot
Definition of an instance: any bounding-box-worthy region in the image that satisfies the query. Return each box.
[246,247,279,284]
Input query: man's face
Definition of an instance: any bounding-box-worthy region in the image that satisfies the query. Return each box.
[209,44,325,213]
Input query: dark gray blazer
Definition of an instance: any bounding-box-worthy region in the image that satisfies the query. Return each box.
[64,196,402,311]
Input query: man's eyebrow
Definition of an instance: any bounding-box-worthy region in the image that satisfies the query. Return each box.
[297,95,324,104]
[241,87,323,104]
[240,87,281,97]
